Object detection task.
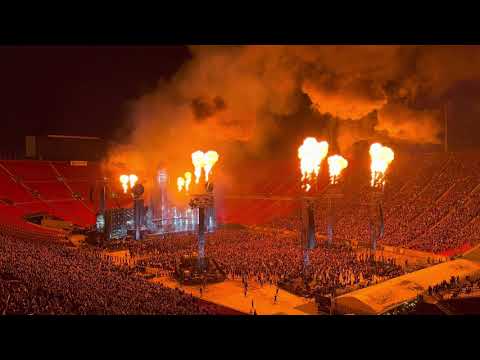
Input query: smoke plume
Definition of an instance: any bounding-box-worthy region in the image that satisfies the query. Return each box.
[106,45,480,191]
[376,103,441,144]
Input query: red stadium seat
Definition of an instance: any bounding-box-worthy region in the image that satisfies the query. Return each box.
[0,172,34,203]
[1,160,57,181]
[28,181,72,200]
[0,160,101,232]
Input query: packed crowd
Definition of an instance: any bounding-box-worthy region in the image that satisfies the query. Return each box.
[0,224,405,315]
[0,234,231,315]
[2,151,480,315]
[124,229,404,298]
[266,153,480,255]
[428,275,480,300]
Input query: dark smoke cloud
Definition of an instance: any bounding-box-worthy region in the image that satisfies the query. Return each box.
[191,96,226,122]
[106,45,480,192]
[376,103,441,144]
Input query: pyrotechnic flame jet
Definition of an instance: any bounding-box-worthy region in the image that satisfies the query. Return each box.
[129,174,138,189]
[177,176,185,192]
[369,143,394,188]
[191,150,220,184]
[184,172,192,192]
[328,155,348,185]
[119,175,129,194]
[203,151,219,182]
[192,151,205,184]
[298,137,329,192]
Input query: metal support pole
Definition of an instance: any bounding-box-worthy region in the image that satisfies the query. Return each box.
[134,198,144,240]
[303,249,310,269]
[370,219,377,252]
[99,181,106,214]
[327,198,335,246]
[302,199,316,269]
[379,203,384,239]
[198,206,206,269]
[302,200,316,251]
[369,195,383,252]
[307,204,316,249]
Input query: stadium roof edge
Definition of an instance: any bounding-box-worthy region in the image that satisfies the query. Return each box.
[46,135,102,140]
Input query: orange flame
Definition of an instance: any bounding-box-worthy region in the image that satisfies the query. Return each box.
[177,176,185,192]
[184,172,192,192]
[129,174,138,189]
[192,151,205,184]
[328,155,348,184]
[204,150,219,182]
[369,143,394,188]
[298,137,329,192]
[119,174,129,193]
[191,150,219,184]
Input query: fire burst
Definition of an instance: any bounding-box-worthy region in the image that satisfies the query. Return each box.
[192,151,205,184]
[204,151,219,182]
[129,174,138,189]
[369,143,394,188]
[177,176,185,192]
[191,150,220,184]
[298,137,329,192]
[328,155,348,185]
[184,172,192,192]
[119,175,129,193]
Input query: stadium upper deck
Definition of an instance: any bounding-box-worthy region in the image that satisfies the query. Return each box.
[0,151,479,255]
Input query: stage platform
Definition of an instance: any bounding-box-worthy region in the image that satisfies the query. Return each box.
[148,218,216,236]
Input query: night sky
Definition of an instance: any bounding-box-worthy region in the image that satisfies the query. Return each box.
[0,46,191,155]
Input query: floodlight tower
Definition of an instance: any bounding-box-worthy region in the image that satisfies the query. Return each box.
[324,183,344,246]
[297,137,329,268]
[132,183,145,240]
[301,196,317,250]
[368,143,393,252]
[324,154,348,246]
[189,182,214,270]
[369,175,385,252]
[188,149,219,269]
[300,182,319,268]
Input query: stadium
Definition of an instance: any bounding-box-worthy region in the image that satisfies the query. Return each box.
[2,45,480,316]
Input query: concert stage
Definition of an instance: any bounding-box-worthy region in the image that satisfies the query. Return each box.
[173,255,226,285]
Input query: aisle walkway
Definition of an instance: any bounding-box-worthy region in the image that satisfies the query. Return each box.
[463,243,480,263]
[151,276,316,315]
